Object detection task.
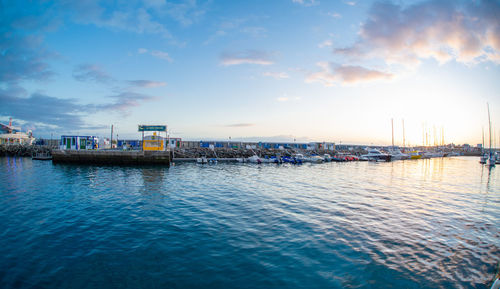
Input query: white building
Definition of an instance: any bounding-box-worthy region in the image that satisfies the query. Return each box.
[0,119,35,145]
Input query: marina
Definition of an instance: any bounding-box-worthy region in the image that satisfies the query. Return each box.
[2,1,500,288]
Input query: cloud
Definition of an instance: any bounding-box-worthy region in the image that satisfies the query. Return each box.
[64,4,174,40]
[73,64,113,83]
[292,0,319,7]
[335,0,500,65]
[150,50,173,62]
[277,97,289,102]
[137,48,173,62]
[0,84,156,132]
[98,92,156,113]
[0,88,92,130]
[127,80,166,88]
[154,0,209,27]
[240,26,267,38]
[204,17,268,45]
[344,1,356,6]
[263,72,290,79]
[0,4,56,84]
[306,62,393,86]
[225,123,255,127]
[327,12,342,19]
[220,50,274,66]
[318,40,333,48]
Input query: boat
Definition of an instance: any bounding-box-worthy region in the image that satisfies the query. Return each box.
[196,156,208,164]
[335,153,359,161]
[387,118,409,160]
[247,155,263,164]
[32,152,52,160]
[303,155,323,163]
[408,151,422,160]
[323,154,332,162]
[486,103,495,167]
[281,155,302,164]
[480,153,488,164]
[388,149,409,160]
[360,148,391,162]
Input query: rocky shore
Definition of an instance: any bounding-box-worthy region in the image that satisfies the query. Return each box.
[0,144,476,158]
[0,144,52,157]
[0,145,331,159]
[171,147,343,158]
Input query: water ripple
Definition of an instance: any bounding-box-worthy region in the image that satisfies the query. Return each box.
[0,156,498,288]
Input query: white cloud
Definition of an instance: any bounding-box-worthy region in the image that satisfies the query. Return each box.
[335,0,500,66]
[220,50,274,66]
[263,72,289,79]
[277,97,289,102]
[306,62,393,86]
[138,48,148,54]
[327,12,342,19]
[292,0,319,7]
[151,50,173,62]
[127,80,166,88]
[318,40,333,48]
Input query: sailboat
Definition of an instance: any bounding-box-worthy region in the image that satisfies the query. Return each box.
[388,118,408,160]
[487,103,495,167]
[480,127,488,164]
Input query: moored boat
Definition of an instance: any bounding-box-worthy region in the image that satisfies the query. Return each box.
[360,148,391,162]
[32,152,52,160]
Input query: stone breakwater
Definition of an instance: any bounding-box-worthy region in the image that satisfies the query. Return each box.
[171,147,345,158]
[0,145,337,159]
[0,144,52,157]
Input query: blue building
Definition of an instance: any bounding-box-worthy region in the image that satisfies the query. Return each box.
[60,136,99,150]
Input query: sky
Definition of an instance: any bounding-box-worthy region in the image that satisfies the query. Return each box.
[1,0,500,146]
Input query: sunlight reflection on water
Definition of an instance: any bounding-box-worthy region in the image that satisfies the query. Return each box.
[0,156,498,289]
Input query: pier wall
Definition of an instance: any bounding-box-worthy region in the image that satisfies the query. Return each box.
[52,150,171,165]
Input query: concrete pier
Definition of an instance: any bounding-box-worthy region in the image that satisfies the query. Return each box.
[52,150,171,166]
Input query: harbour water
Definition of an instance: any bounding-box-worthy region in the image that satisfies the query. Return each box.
[0,157,498,288]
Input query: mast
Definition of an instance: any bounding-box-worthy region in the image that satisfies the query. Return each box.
[402,119,405,152]
[441,126,444,146]
[391,118,394,150]
[488,103,492,157]
[422,123,425,147]
[110,124,114,148]
[482,126,485,153]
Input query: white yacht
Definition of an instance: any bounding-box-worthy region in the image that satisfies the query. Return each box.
[388,149,409,160]
[360,148,392,162]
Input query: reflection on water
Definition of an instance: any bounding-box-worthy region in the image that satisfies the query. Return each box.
[0,156,498,289]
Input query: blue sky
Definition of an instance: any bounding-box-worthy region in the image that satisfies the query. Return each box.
[1,0,500,146]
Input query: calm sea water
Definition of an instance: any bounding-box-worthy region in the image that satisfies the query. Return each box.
[0,156,498,289]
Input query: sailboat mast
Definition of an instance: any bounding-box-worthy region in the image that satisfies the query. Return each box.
[482,126,485,153]
[402,119,406,152]
[441,126,444,146]
[488,103,492,156]
[391,118,394,149]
